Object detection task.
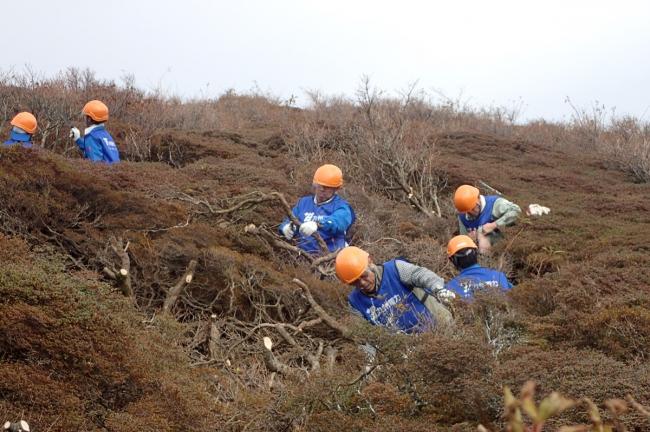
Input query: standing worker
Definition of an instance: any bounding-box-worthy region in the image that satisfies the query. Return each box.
[453,184,521,253]
[445,235,512,299]
[279,164,355,254]
[4,112,37,148]
[335,246,453,333]
[70,100,120,164]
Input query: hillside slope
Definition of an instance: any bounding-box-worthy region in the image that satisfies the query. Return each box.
[1,121,649,431]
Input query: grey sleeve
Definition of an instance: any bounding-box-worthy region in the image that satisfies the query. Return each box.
[492,197,522,228]
[458,218,468,234]
[395,260,445,293]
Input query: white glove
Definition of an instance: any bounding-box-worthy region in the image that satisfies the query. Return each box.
[299,221,318,237]
[69,127,81,140]
[281,223,295,240]
[438,289,457,300]
[526,203,551,217]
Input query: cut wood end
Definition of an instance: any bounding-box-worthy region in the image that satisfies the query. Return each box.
[244,223,257,233]
[263,336,273,351]
[225,359,231,366]
[210,313,217,319]
[119,269,129,276]
[3,422,10,430]
[185,274,193,284]
[20,421,30,432]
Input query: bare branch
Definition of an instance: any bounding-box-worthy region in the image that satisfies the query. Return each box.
[179,190,330,254]
[244,224,336,277]
[261,337,302,378]
[162,259,198,315]
[292,278,353,340]
[109,236,132,297]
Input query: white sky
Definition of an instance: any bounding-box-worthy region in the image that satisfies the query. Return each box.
[4,0,650,121]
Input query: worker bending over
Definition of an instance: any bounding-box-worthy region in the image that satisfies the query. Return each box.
[336,246,453,333]
[453,184,521,253]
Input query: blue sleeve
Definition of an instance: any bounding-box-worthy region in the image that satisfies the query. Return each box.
[320,204,353,235]
[500,272,513,289]
[78,135,103,161]
[75,137,85,151]
[445,279,458,293]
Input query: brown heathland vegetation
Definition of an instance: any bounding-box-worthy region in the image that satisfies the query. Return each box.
[0,70,649,431]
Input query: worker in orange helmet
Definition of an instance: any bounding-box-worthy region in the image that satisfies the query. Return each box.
[70,100,120,163]
[4,112,37,148]
[336,246,453,333]
[279,164,355,254]
[445,235,512,299]
[453,185,521,253]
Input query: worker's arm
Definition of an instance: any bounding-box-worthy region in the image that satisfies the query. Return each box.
[395,260,445,293]
[491,197,521,228]
[78,135,104,162]
[75,136,86,152]
[458,218,468,235]
[319,204,353,235]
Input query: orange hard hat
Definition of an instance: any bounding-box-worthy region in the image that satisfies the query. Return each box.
[82,100,109,122]
[447,235,478,257]
[335,246,369,284]
[453,185,480,213]
[10,112,37,134]
[313,164,343,188]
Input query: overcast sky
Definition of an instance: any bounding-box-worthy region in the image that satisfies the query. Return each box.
[5,0,650,121]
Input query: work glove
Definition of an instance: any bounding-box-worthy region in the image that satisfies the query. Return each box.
[437,289,457,300]
[3,421,30,432]
[281,223,295,240]
[299,221,318,237]
[526,203,551,216]
[69,127,81,141]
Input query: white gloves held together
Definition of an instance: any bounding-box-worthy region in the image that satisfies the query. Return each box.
[281,221,319,240]
[69,127,81,141]
[298,221,318,236]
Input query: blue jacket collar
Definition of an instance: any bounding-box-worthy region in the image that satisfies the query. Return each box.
[460,264,482,275]
[9,130,31,142]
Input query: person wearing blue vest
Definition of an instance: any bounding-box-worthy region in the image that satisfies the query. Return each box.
[279,164,355,254]
[335,246,453,333]
[4,112,37,148]
[445,235,512,299]
[69,100,120,164]
[453,185,521,253]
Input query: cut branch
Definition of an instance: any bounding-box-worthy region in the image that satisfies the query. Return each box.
[163,259,198,315]
[108,236,132,297]
[261,337,302,378]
